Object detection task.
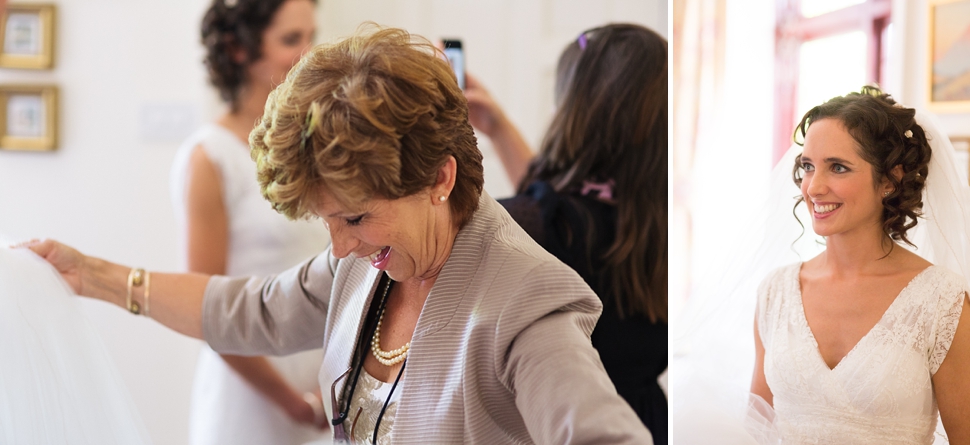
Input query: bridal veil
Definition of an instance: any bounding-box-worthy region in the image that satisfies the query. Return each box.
[0,242,151,444]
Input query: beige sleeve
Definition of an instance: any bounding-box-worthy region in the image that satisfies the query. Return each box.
[501,263,653,445]
[202,247,336,356]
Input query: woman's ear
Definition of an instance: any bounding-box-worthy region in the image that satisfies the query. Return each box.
[232,46,248,64]
[883,164,904,194]
[891,164,904,182]
[433,156,457,204]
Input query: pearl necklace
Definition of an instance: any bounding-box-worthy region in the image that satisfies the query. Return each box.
[371,309,410,366]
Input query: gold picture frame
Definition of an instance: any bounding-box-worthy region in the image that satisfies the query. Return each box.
[0,3,56,70]
[0,85,58,151]
[928,0,970,112]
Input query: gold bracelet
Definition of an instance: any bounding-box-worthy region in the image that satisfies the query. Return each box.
[126,268,144,315]
[144,271,151,318]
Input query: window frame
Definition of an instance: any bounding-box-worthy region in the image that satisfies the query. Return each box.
[773,0,892,162]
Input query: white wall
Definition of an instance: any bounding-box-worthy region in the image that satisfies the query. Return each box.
[0,1,666,444]
[317,0,667,197]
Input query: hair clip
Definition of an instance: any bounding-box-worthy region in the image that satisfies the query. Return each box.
[578,33,588,50]
[300,102,322,152]
[581,179,615,201]
[904,130,913,139]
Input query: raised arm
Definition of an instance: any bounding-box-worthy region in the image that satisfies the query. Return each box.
[463,73,534,186]
[933,294,970,442]
[24,239,209,338]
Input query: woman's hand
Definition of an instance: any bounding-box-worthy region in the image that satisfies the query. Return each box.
[280,389,329,430]
[299,389,330,430]
[283,392,319,426]
[462,72,534,186]
[219,354,330,430]
[464,73,510,138]
[17,239,85,294]
[16,238,210,340]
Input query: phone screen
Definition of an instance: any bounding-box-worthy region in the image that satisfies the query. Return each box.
[442,39,465,90]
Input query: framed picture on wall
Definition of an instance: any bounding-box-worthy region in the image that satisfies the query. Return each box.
[928,0,970,112]
[0,3,56,69]
[0,85,58,151]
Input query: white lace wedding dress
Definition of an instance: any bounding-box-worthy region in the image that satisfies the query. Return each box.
[757,263,966,444]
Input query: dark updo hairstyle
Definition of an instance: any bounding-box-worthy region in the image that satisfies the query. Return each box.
[792,86,932,247]
[200,0,316,111]
[520,24,667,322]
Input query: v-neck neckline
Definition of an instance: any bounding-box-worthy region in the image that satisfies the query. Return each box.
[793,263,934,372]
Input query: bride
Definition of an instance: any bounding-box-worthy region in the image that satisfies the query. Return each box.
[674,87,970,444]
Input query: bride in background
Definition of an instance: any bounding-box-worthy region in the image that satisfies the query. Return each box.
[674,87,970,444]
[171,0,331,443]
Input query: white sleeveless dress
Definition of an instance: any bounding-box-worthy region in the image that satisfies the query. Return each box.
[171,124,331,445]
[757,263,966,444]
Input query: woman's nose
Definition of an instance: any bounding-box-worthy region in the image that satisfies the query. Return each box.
[328,225,359,259]
[805,172,827,197]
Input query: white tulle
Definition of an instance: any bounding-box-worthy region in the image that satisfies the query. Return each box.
[0,244,152,444]
[671,110,970,444]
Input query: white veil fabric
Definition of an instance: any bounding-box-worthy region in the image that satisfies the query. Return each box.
[0,241,152,444]
[670,110,970,444]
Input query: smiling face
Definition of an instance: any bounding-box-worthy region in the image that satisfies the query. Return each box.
[311,186,456,283]
[799,118,892,239]
[245,0,316,88]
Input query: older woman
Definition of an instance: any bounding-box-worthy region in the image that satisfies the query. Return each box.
[26,26,650,444]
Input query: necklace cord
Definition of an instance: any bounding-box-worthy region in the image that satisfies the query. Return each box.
[372,358,407,444]
[336,274,394,427]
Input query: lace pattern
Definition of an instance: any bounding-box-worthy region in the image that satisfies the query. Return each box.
[757,263,966,444]
[344,369,401,445]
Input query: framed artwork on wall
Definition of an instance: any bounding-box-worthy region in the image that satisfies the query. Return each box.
[0,3,56,70]
[928,0,970,112]
[0,85,58,151]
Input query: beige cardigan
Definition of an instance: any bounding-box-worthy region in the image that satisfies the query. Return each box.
[202,193,652,444]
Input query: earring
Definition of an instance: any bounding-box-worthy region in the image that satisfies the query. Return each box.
[439,196,447,202]
[884,191,890,197]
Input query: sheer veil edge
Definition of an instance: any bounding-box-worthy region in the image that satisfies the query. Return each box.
[0,242,152,444]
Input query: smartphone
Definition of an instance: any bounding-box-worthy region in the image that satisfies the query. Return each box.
[442,39,466,90]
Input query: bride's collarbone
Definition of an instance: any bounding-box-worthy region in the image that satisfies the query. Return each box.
[799,266,929,369]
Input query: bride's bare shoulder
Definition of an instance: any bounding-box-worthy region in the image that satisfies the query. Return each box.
[893,246,933,275]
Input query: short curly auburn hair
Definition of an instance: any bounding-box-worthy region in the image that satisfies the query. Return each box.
[249,25,483,228]
[791,86,932,246]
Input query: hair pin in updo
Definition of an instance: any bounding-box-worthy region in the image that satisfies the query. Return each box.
[578,33,588,50]
[904,130,913,139]
[300,102,322,152]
